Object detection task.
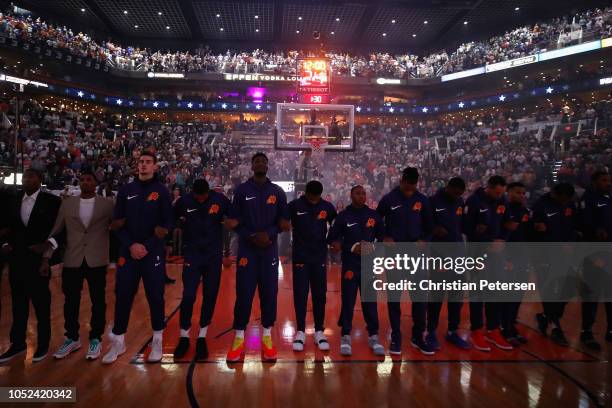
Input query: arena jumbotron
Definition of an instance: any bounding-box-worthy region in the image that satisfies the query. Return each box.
[0,0,611,406]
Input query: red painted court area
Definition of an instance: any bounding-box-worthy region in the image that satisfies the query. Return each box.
[136,259,599,365]
[1,259,609,407]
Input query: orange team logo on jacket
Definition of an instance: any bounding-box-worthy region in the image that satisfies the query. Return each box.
[412,202,422,211]
[267,195,277,205]
[456,207,463,215]
[147,191,159,201]
[496,205,506,214]
[317,210,327,220]
[117,257,126,267]
[564,207,573,217]
[239,257,249,267]
[522,214,529,222]
[209,204,220,214]
[366,218,376,228]
[344,270,354,280]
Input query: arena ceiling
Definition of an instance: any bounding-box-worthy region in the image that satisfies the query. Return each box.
[10,0,611,52]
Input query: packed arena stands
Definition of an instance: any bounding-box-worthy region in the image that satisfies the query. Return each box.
[1,97,610,209]
[1,1,612,405]
[0,7,610,79]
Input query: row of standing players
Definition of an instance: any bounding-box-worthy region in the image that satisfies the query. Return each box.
[0,151,610,363]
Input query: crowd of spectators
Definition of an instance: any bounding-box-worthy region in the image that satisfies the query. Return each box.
[1,97,610,209]
[0,7,609,79]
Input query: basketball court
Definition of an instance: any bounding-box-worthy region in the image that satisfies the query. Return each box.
[1,258,609,407]
[0,2,610,407]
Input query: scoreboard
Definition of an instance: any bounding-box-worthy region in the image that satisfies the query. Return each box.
[297,58,330,103]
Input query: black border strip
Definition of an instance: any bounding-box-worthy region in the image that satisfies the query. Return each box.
[186,357,199,408]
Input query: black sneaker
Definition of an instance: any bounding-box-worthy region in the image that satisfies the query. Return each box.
[389,338,402,355]
[515,333,528,344]
[580,331,601,351]
[410,337,435,355]
[606,330,612,342]
[503,330,521,347]
[503,326,527,346]
[165,275,176,285]
[550,328,569,347]
[195,338,208,361]
[32,346,48,362]
[0,344,26,363]
[535,313,548,336]
[173,337,190,358]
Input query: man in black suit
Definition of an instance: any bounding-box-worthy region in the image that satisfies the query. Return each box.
[0,168,61,363]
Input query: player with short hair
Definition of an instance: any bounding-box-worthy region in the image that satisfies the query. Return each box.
[226,153,290,362]
[500,182,531,346]
[464,175,513,351]
[102,151,173,364]
[580,171,612,349]
[288,180,336,351]
[532,182,579,347]
[173,179,230,360]
[428,177,472,350]
[328,185,385,356]
[377,167,434,355]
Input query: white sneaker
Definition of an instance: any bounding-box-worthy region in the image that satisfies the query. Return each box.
[86,339,102,360]
[314,331,330,351]
[368,335,385,356]
[53,338,82,359]
[148,336,163,362]
[102,334,126,364]
[293,331,305,352]
[340,335,352,356]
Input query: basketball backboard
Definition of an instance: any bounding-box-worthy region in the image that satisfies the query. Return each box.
[275,103,355,151]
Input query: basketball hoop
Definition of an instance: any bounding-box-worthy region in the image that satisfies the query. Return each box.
[310,137,326,152]
[309,137,327,163]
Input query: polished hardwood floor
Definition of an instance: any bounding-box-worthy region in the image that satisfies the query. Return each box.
[0,260,610,407]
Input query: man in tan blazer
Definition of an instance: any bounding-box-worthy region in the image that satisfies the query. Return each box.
[39,171,114,360]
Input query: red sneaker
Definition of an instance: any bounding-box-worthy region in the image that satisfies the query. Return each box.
[485,329,513,350]
[471,329,491,352]
[226,337,245,362]
[262,335,277,361]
